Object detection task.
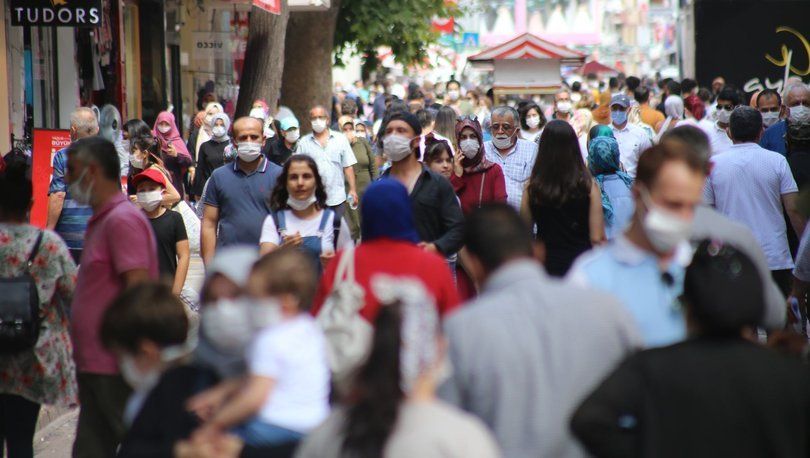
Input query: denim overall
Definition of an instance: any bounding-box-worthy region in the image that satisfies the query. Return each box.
[275,209,334,274]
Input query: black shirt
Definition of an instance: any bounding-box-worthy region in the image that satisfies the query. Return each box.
[192,139,231,197]
[148,209,188,279]
[265,137,296,166]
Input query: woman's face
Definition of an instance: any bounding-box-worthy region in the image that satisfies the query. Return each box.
[132,145,147,163]
[214,118,225,128]
[428,151,453,179]
[459,127,478,142]
[287,161,317,201]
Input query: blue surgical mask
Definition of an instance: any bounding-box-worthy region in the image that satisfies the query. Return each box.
[611,110,628,126]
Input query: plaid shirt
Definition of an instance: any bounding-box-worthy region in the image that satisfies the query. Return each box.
[484,139,538,210]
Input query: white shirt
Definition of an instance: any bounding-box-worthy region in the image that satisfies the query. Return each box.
[704,142,799,270]
[248,315,330,433]
[520,128,542,143]
[610,123,653,178]
[297,131,358,206]
[260,209,353,252]
[699,120,733,156]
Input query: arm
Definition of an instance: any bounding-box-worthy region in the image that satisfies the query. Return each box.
[46,193,65,230]
[201,205,220,266]
[449,173,466,193]
[782,192,806,239]
[207,376,275,431]
[344,166,358,201]
[259,243,278,256]
[432,181,466,256]
[366,141,378,180]
[173,239,190,295]
[589,181,607,245]
[47,152,68,229]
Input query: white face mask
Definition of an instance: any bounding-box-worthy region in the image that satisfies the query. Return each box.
[236,142,262,162]
[287,193,316,211]
[571,92,582,103]
[284,130,300,143]
[212,125,227,138]
[264,127,275,139]
[200,298,255,354]
[556,101,573,113]
[526,115,541,129]
[641,189,693,253]
[383,134,413,162]
[789,105,810,124]
[249,108,266,120]
[68,169,94,206]
[119,355,161,393]
[761,111,780,128]
[157,124,171,134]
[459,138,480,159]
[129,154,144,170]
[311,119,328,133]
[251,298,284,330]
[447,90,460,102]
[136,190,163,211]
[492,133,515,150]
[716,108,732,125]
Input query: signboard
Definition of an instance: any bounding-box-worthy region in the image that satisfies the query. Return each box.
[253,0,281,15]
[694,0,810,94]
[191,32,246,60]
[30,129,71,228]
[10,0,102,27]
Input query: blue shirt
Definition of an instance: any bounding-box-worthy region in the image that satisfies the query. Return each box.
[601,175,635,240]
[567,237,691,348]
[760,120,787,156]
[484,138,538,210]
[48,148,92,251]
[203,158,282,247]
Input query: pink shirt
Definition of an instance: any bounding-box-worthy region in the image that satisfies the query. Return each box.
[70,192,158,374]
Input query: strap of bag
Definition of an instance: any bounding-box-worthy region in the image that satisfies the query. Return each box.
[274,210,286,234]
[318,208,333,233]
[25,231,44,274]
[478,172,486,208]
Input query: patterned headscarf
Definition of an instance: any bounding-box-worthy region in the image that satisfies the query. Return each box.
[588,137,633,223]
[454,116,494,173]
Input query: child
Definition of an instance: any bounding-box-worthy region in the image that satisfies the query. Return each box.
[188,248,330,448]
[133,169,190,295]
[100,282,191,425]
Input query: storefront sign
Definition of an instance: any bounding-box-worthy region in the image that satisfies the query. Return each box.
[192,32,246,60]
[30,129,71,228]
[10,0,102,27]
[253,0,281,15]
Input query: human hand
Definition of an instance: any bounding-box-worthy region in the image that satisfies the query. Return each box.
[281,232,303,247]
[418,242,438,253]
[188,167,196,183]
[174,429,243,458]
[320,250,335,269]
[186,387,228,422]
[453,151,464,177]
[348,190,359,207]
[167,144,178,157]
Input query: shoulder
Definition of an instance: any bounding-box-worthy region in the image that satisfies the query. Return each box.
[763,120,787,137]
[210,164,234,179]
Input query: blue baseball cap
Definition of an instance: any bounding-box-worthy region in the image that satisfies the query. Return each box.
[610,94,631,108]
[279,117,299,131]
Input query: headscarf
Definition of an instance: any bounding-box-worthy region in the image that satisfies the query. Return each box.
[361,179,420,243]
[252,99,270,117]
[664,95,685,120]
[195,103,223,157]
[210,112,231,142]
[153,111,191,159]
[454,116,494,173]
[588,124,614,150]
[588,136,633,223]
[683,95,705,121]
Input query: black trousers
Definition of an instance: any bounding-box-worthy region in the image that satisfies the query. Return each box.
[0,394,41,458]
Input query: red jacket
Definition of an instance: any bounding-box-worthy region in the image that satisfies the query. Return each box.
[449,164,508,216]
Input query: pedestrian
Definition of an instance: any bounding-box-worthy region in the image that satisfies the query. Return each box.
[522,120,605,276]
[439,204,640,458]
[699,87,739,155]
[444,80,474,116]
[572,240,810,458]
[66,137,159,457]
[654,94,684,136]
[381,111,465,260]
[296,105,359,223]
[572,108,594,161]
[338,115,377,240]
[518,102,546,143]
[553,90,574,123]
[259,155,353,271]
[126,135,181,206]
[191,112,233,200]
[452,116,508,215]
[484,106,538,210]
[188,102,224,172]
[46,107,98,264]
[423,135,455,179]
[123,119,152,147]
[0,161,78,458]
[635,87,664,130]
[433,105,459,150]
[786,116,810,190]
[269,117,300,166]
[153,111,194,198]
[298,289,500,458]
[133,169,190,295]
[200,117,283,265]
[760,83,809,156]
[609,94,653,177]
[568,143,707,348]
[588,136,634,240]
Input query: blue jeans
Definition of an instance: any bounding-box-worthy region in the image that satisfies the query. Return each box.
[232,419,304,447]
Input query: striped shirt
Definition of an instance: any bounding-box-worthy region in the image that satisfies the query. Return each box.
[48,148,92,251]
[484,138,538,210]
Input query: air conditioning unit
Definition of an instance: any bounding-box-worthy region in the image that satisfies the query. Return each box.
[288,0,330,11]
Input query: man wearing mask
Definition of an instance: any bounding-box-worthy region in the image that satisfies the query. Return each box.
[201,117,283,265]
[568,143,707,348]
[65,137,159,457]
[268,117,300,166]
[47,107,99,264]
[609,94,653,178]
[755,89,784,131]
[553,90,574,122]
[484,106,539,210]
[297,105,359,221]
[700,87,739,155]
[760,83,810,156]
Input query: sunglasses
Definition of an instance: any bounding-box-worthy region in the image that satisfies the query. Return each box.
[457,114,478,122]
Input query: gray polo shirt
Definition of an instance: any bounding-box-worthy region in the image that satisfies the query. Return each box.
[204,158,282,247]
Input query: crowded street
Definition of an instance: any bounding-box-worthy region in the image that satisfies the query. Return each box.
[2,0,810,457]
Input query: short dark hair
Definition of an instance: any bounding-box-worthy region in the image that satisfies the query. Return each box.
[123,119,152,141]
[341,98,358,116]
[661,125,712,163]
[571,81,582,92]
[729,106,763,143]
[634,87,651,104]
[407,90,425,101]
[251,247,317,311]
[67,136,121,182]
[625,76,641,92]
[635,143,707,190]
[100,283,189,353]
[465,204,533,272]
[666,80,682,96]
[717,87,741,106]
[415,108,434,129]
[608,77,619,89]
[0,160,32,220]
[423,138,453,164]
[680,78,697,94]
[697,87,712,103]
[756,89,782,107]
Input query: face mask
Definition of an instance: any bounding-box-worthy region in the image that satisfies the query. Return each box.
[789,105,810,124]
[571,92,582,103]
[212,125,227,138]
[611,110,628,125]
[236,142,262,162]
[251,298,283,330]
[129,154,144,170]
[249,108,266,120]
[287,193,316,211]
[447,90,460,101]
[120,139,131,154]
[640,188,692,253]
[716,108,732,125]
[285,130,300,143]
[556,101,573,113]
[355,130,367,139]
[383,134,413,162]
[492,133,515,150]
[68,169,94,206]
[119,355,161,393]
[311,119,328,133]
[264,127,275,139]
[200,298,255,354]
[526,115,541,129]
[157,125,171,134]
[137,190,163,211]
[459,139,480,159]
[761,111,780,128]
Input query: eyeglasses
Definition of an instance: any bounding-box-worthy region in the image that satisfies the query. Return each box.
[716,104,735,111]
[457,114,478,122]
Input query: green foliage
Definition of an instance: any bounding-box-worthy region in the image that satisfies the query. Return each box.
[334,0,460,67]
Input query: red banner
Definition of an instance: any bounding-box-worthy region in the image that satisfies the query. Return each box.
[31,129,71,228]
[431,17,454,35]
[253,0,280,15]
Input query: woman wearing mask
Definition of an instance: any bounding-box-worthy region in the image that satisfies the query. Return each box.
[338,116,377,240]
[522,120,605,276]
[187,103,224,164]
[259,155,353,272]
[452,117,507,215]
[153,112,193,198]
[299,283,500,458]
[191,113,233,200]
[0,162,77,458]
[588,137,634,240]
[519,102,547,143]
[127,136,181,207]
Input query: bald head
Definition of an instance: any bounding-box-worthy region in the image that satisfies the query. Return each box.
[70,107,99,140]
[232,116,264,144]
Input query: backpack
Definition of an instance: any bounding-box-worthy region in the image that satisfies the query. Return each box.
[315,247,372,389]
[0,231,44,355]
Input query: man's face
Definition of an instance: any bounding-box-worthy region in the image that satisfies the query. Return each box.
[309,107,329,124]
[715,98,736,115]
[786,87,810,109]
[233,118,265,145]
[757,94,783,119]
[712,78,725,94]
[555,92,571,104]
[636,160,705,223]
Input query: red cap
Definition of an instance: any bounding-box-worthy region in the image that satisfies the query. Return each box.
[132,168,167,188]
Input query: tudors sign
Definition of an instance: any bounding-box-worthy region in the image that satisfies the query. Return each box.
[11,0,102,27]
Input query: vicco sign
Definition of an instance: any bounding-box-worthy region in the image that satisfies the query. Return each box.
[10,0,102,27]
